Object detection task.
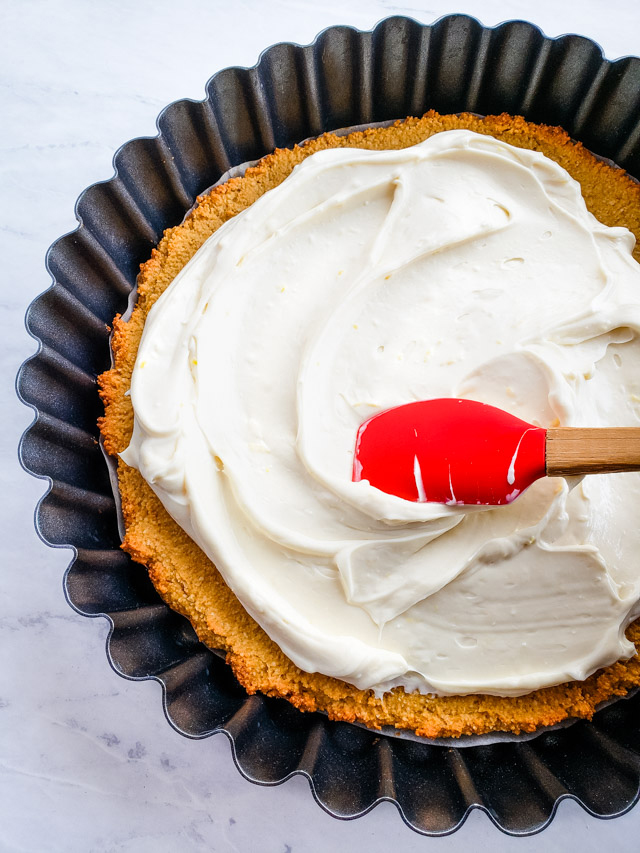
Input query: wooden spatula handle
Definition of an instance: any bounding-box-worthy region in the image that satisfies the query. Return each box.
[546,427,640,477]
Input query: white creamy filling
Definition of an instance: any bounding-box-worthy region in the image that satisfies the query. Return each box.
[122,129,640,697]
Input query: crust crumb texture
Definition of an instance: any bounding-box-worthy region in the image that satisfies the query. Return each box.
[98,112,640,739]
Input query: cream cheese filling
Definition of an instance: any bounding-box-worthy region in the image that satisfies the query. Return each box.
[122,129,640,697]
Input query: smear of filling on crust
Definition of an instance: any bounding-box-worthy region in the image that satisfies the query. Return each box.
[121,130,640,697]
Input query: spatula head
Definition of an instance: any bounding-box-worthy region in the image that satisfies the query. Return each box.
[353,398,546,506]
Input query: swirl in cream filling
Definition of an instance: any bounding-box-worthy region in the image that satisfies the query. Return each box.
[122,130,640,697]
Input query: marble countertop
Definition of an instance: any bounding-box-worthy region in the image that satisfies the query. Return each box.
[3,0,640,850]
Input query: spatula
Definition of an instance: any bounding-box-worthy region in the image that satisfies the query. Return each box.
[352,398,640,506]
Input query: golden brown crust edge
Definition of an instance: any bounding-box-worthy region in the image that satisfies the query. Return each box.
[98,111,640,740]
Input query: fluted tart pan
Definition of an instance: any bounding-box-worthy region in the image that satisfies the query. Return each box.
[18,15,640,835]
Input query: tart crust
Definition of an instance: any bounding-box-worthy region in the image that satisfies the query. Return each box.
[99,112,640,739]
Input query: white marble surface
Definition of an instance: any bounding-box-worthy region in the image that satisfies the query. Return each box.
[3,0,640,850]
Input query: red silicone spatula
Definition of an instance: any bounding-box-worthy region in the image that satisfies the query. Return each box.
[352,398,640,506]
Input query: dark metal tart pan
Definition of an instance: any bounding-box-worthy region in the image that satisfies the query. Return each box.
[17,14,640,836]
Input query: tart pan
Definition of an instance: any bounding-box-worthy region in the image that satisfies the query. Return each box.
[17,14,640,836]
